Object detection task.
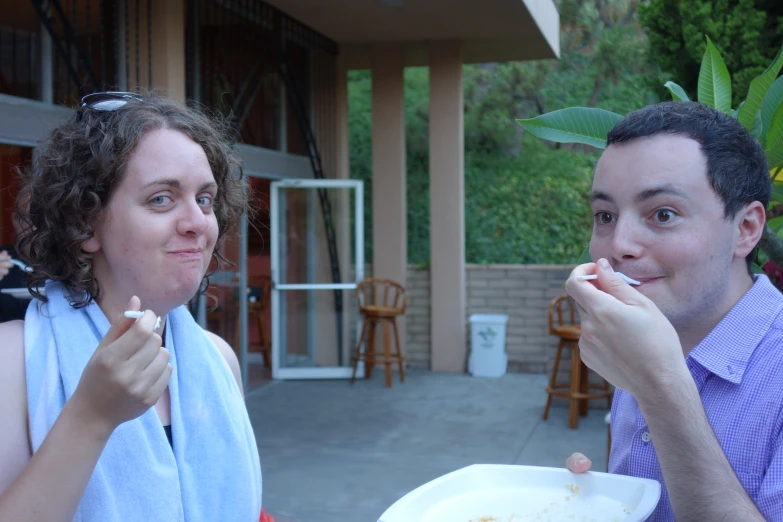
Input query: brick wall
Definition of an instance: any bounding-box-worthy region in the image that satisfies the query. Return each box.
[403,264,576,374]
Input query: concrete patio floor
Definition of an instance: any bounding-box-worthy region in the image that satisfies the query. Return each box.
[246,371,611,522]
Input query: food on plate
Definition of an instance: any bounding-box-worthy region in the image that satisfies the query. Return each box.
[467,483,630,522]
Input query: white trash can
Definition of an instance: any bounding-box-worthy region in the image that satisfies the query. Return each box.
[468,314,509,377]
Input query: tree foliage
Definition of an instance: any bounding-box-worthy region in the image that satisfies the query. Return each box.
[349,0,657,265]
[638,0,783,106]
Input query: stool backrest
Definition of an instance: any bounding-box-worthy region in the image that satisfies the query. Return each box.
[356,278,407,314]
[548,294,578,334]
[248,275,272,309]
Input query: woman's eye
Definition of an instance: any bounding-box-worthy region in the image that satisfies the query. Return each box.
[653,209,675,223]
[150,195,172,205]
[197,195,214,207]
[595,212,615,225]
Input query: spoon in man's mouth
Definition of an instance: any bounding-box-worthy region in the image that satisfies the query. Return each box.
[576,273,641,285]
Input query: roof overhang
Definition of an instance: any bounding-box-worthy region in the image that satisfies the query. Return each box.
[266,0,560,68]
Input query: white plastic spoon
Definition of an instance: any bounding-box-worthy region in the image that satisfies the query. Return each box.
[9,258,33,273]
[576,273,641,285]
[124,310,162,330]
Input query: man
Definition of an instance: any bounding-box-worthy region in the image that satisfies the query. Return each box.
[564,101,781,521]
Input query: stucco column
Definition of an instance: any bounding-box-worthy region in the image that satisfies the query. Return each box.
[371,44,407,356]
[335,53,354,363]
[429,40,466,372]
[150,0,186,102]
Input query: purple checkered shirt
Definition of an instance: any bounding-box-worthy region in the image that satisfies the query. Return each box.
[610,275,783,521]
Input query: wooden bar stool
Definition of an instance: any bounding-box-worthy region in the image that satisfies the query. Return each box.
[234,275,272,368]
[543,294,613,429]
[350,278,407,388]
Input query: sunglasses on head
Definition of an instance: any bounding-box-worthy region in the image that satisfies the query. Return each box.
[80,91,144,112]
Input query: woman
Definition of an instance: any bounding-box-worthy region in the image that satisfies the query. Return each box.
[0,92,262,521]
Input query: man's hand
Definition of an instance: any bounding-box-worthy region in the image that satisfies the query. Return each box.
[564,258,688,395]
[0,251,12,281]
[565,452,592,473]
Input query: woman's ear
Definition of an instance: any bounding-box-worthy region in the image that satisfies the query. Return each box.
[82,235,100,253]
[735,201,766,259]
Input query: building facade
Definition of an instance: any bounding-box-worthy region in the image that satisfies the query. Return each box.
[0,0,559,390]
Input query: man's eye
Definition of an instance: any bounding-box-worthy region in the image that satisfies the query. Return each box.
[150,195,171,205]
[595,212,615,225]
[654,209,675,223]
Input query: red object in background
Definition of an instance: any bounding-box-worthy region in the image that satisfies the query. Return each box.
[764,261,783,288]
[260,508,275,522]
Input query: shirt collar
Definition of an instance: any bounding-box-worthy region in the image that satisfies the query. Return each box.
[688,275,783,384]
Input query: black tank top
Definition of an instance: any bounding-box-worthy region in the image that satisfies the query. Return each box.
[161,331,173,449]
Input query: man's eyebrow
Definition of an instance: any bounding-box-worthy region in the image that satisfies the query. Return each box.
[591,185,690,205]
[591,191,614,203]
[634,184,690,203]
[142,179,217,191]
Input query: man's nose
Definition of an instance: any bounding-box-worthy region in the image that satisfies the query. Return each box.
[610,217,644,261]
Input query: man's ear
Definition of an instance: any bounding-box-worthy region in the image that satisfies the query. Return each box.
[735,201,766,259]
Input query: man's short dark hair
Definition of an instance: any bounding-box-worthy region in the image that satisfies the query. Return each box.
[606,101,770,265]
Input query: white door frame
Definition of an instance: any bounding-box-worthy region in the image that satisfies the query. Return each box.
[270,178,364,379]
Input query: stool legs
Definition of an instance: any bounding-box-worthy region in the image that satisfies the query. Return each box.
[543,339,565,421]
[350,318,370,384]
[579,362,589,417]
[256,310,271,369]
[392,319,405,383]
[350,316,405,388]
[569,345,582,429]
[366,322,376,379]
[544,338,612,429]
[383,322,392,388]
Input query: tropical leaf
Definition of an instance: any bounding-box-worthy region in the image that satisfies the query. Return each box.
[751,111,764,141]
[772,180,783,203]
[737,44,783,130]
[768,142,783,171]
[516,107,624,150]
[697,36,732,114]
[731,101,744,120]
[577,245,592,264]
[769,215,783,234]
[664,81,690,102]
[761,76,783,146]
[765,101,783,152]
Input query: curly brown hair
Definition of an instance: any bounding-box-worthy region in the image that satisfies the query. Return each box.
[15,94,248,307]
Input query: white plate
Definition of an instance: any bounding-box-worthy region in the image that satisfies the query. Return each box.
[0,287,43,299]
[378,464,661,522]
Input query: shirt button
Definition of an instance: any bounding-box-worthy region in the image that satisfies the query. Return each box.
[641,432,651,443]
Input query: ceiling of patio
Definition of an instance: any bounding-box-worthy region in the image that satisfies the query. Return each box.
[266,0,560,68]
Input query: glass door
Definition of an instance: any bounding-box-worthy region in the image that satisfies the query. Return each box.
[270,179,364,379]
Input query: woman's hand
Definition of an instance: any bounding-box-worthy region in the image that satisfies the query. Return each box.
[70,296,172,432]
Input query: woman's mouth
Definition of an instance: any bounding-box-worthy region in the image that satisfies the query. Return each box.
[168,249,203,260]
